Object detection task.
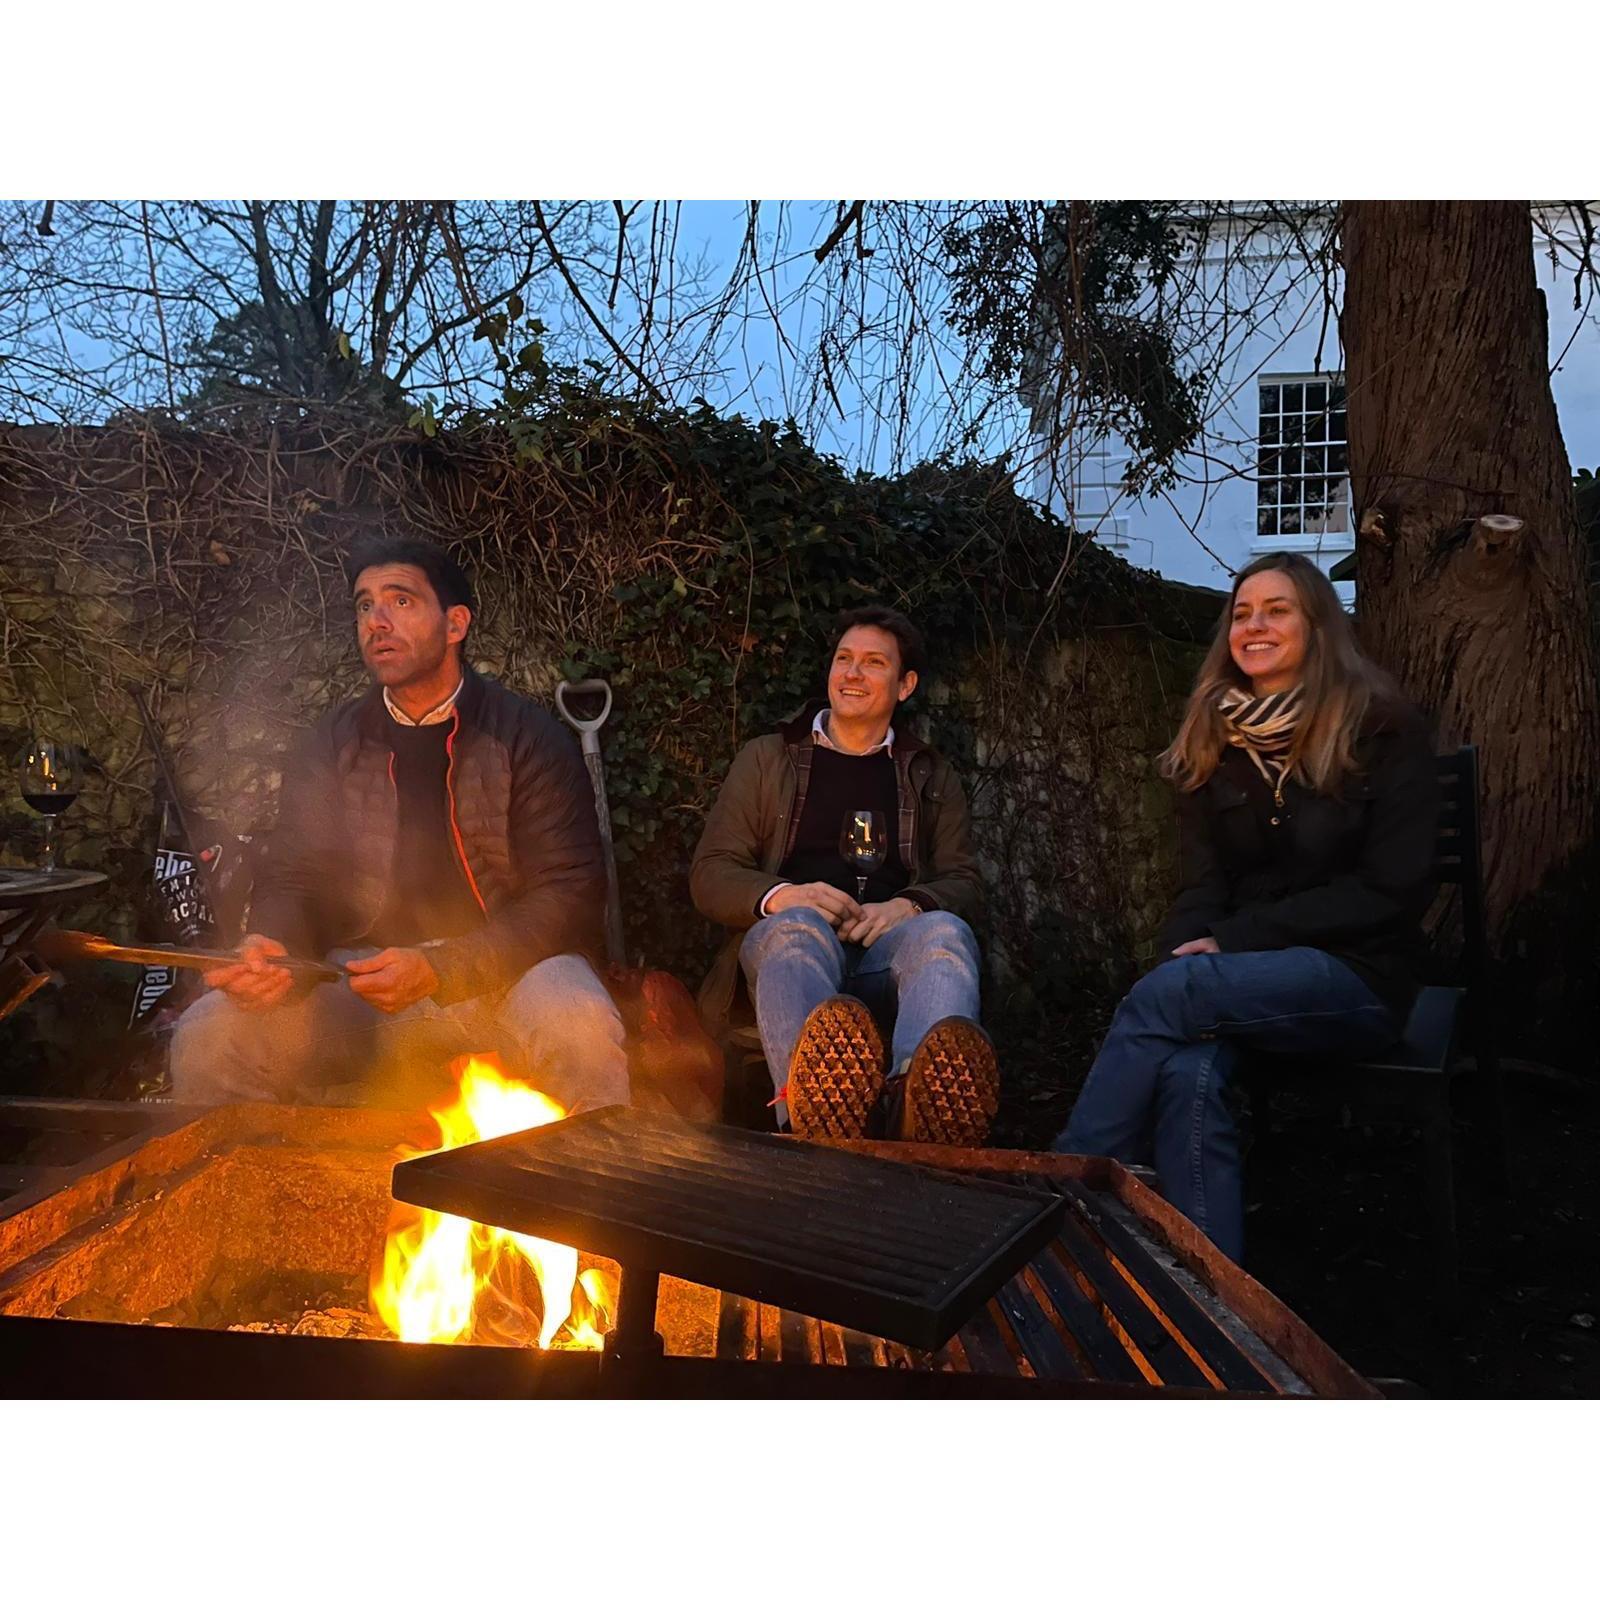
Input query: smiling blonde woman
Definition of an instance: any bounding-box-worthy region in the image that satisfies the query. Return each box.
[1052,552,1440,1261]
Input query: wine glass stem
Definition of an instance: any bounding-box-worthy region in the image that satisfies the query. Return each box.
[855,875,867,900]
[41,814,58,873]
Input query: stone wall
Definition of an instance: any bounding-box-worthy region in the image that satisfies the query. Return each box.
[0,419,1216,1094]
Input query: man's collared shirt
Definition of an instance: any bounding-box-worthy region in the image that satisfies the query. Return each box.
[812,708,894,756]
[383,676,465,727]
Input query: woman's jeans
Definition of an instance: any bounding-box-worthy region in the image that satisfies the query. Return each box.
[1053,947,1400,1261]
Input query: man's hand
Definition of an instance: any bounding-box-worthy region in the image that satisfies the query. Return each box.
[1171,936,1221,957]
[841,897,921,948]
[205,934,295,1012]
[345,947,440,1013]
[764,882,862,929]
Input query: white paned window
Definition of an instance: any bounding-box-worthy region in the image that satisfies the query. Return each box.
[1257,376,1349,537]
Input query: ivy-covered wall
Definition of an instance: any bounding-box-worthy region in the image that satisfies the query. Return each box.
[0,405,1217,1107]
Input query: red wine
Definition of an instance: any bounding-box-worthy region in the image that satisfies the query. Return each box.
[23,792,77,816]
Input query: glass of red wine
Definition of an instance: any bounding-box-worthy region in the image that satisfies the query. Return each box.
[18,740,82,873]
[839,810,887,902]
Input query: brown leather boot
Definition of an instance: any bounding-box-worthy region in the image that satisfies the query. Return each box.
[896,1017,1000,1145]
[784,996,886,1139]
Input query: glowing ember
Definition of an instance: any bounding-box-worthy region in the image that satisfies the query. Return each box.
[371,1056,614,1350]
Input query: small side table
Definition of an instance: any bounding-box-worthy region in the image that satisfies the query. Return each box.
[0,868,108,1022]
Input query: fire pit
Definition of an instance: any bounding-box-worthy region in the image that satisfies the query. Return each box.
[0,1087,1378,1397]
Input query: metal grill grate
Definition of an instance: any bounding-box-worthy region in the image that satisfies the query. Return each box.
[707,1174,1301,1393]
[393,1107,1064,1349]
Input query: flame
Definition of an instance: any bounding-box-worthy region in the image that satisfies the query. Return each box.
[371,1055,615,1350]
[567,1268,617,1351]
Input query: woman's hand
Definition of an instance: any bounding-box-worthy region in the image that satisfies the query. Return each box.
[1171,936,1221,957]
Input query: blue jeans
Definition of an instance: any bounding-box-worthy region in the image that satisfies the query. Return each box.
[1053,947,1399,1261]
[171,948,629,1113]
[739,907,982,1116]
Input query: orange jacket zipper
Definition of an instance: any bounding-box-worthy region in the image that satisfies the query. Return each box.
[443,710,488,915]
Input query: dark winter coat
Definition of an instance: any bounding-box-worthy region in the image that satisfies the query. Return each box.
[690,703,985,1028]
[1159,701,1439,1016]
[249,667,605,1004]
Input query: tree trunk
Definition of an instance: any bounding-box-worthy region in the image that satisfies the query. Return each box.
[1342,201,1600,1050]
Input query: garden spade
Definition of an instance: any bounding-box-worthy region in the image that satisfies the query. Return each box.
[555,676,722,1120]
[555,678,627,966]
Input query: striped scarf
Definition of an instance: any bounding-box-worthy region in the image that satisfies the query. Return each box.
[1217,684,1305,800]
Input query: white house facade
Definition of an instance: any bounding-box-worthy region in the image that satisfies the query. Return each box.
[1032,207,1600,604]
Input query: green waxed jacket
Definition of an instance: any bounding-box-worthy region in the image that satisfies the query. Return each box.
[690,702,984,1029]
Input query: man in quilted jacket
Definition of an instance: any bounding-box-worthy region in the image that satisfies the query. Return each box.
[691,606,999,1144]
[170,537,629,1111]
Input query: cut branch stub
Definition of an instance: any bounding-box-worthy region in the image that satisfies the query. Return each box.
[1358,508,1391,545]
[1470,513,1526,553]
[1460,513,1528,589]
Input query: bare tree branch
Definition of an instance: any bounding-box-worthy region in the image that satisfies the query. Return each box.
[139,202,176,413]
[814,201,866,265]
[530,199,666,403]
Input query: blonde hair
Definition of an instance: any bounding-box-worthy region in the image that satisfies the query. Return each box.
[1161,552,1398,795]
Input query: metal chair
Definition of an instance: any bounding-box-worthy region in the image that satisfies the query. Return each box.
[1250,746,1505,1303]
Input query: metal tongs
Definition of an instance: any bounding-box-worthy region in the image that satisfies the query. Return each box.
[36,929,343,983]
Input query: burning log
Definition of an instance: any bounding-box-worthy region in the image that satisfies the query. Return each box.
[369,1056,621,1352]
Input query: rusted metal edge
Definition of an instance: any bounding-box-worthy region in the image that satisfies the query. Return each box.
[0,1100,200,1227]
[0,1101,431,1256]
[1057,1178,1276,1393]
[826,1140,1380,1399]
[0,1313,1275,1400]
[1090,1190,1310,1396]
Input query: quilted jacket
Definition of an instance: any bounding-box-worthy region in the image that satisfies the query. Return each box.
[249,667,605,1004]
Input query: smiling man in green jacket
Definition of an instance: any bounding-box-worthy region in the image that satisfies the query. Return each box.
[691,606,998,1144]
